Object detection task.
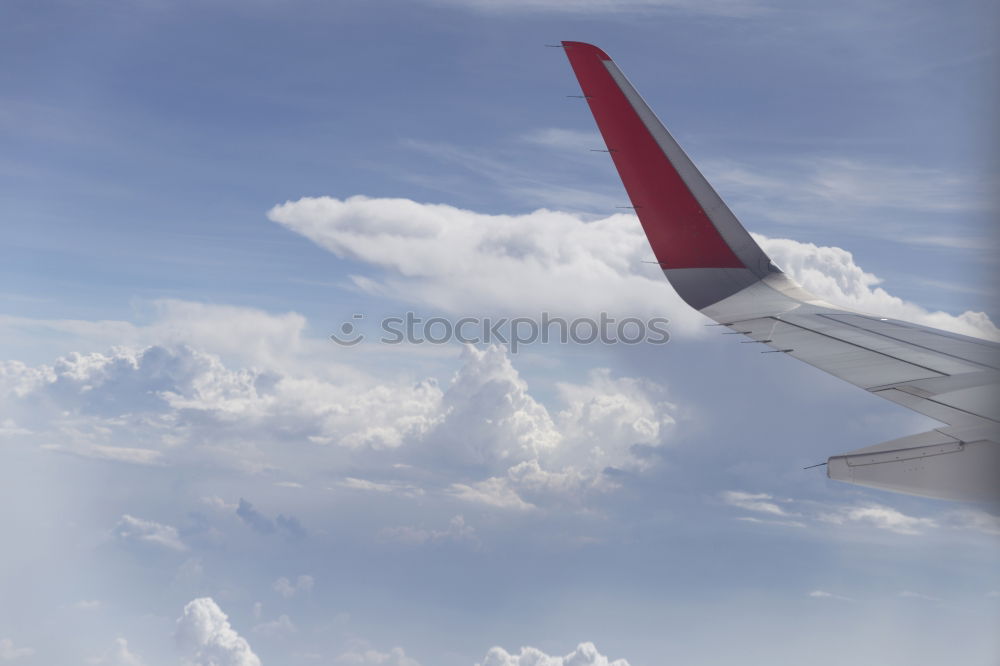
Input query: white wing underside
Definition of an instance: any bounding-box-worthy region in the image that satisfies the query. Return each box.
[704,271,999,502]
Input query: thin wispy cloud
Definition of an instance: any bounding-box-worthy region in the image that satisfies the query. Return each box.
[425,0,768,18]
[722,493,998,539]
[114,515,187,552]
[721,490,791,516]
[401,138,622,212]
[808,590,854,602]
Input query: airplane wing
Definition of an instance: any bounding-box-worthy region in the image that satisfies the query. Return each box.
[561,41,1000,503]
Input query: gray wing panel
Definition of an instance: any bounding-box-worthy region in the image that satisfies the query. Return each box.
[704,275,999,501]
[702,274,1000,428]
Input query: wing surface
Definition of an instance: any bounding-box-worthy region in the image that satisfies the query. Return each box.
[562,41,1000,502]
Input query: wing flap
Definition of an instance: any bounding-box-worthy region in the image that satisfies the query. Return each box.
[828,431,1000,502]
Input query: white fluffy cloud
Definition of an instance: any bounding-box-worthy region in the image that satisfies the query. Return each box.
[477,642,629,666]
[176,598,260,666]
[268,196,996,340]
[755,234,998,339]
[2,314,678,508]
[1,341,443,472]
[267,195,703,333]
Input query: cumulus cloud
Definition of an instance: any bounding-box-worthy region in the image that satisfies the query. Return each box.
[176,598,260,666]
[1,341,444,469]
[114,514,186,552]
[433,347,677,509]
[2,333,679,510]
[273,575,314,598]
[477,642,629,666]
[755,234,998,339]
[86,638,144,665]
[0,638,34,660]
[267,195,703,333]
[268,196,996,340]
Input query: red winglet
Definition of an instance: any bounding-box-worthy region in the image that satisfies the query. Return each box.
[562,41,744,270]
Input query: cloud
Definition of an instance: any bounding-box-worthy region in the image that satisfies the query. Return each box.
[0,298,319,374]
[424,0,765,18]
[175,598,261,666]
[114,514,186,552]
[736,516,806,528]
[808,590,853,602]
[2,319,679,509]
[252,614,296,638]
[267,195,704,334]
[336,645,421,666]
[721,491,789,516]
[425,345,562,469]
[380,515,477,546]
[755,234,998,339]
[337,477,425,497]
[268,196,997,340]
[819,504,938,536]
[273,575,314,598]
[447,477,537,511]
[518,128,602,152]
[236,499,306,539]
[430,348,678,510]
[706,156,993,220]
[899,590,942,602]
[86,638,144,666]
[477,642,629,666]
[943,509,1000,536]
[0,639,34,660]
[398,139,625,212]
[722,493,996,539]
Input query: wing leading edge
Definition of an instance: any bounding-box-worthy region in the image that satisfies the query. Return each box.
[561,41,1000,503]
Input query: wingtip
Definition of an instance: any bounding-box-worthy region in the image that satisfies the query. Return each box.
[561,41,611,60]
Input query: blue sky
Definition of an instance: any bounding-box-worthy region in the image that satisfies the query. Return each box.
[1,1,998,665]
